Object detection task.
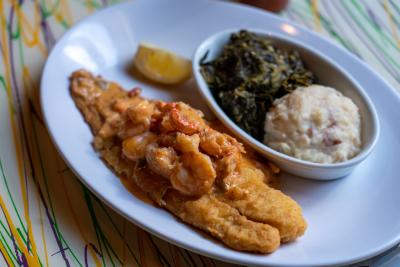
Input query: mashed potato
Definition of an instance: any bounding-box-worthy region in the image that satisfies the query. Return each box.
[264,85,361,163]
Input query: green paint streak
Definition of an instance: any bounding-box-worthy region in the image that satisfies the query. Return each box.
[383,1,400,27]
[30,118,83,267]
[320,18,358,53]
[0,163,45,267]
[99,236,118,267]
[6,8,20,40]
[82,188,108,267]
[0,75,16,114]
[289,2,314,24]
[147,235,171,267]
[86,0,102,10]
[177,249,194,267]
[60,20,70,30]
[17,26,25,71]
[0,219,25,262]
[16,228,29,252]
[389,0,400,18]
[8,23,20,40]
[0,227,18,266]
[0,76,8,92]
[95,199,141,266]
[0,160,28,239]
[350,0,400,53]
[84,187,133,266]
[342,0,400,69]
[40,0,62,18]
[15,228,45,267]
[0,220,12,243]
[302,1,359,55]
[71,0,102,10]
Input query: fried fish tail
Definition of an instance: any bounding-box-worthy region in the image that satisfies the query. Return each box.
[218,159,307,242]
[164,191,280,253]
[134,167,280,253]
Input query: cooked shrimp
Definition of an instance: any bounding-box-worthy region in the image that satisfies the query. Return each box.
[199,128,244,157]
[115,98,159,139]
[117,120,148,139]
[145,143,178,178]
[159,102,206,134]
[113,97,143,113]
[175,132,200,153]
[126,99,157,127]
[122,132,157,161]
[171,151,216,197]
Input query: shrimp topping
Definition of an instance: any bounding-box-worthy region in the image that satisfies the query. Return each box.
[158,102,206,134]
[122,132,157,161]
[171,150,216,197]
[199,128,244,157]
[145,143,178,178]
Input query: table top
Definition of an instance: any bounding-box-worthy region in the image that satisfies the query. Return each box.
[0,0,399,266]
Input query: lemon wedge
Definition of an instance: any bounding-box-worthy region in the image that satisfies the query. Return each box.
[134,43,192,84]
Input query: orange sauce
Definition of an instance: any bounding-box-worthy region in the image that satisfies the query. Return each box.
[120,176,154,205]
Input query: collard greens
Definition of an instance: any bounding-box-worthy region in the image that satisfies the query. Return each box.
[200,30,316,141]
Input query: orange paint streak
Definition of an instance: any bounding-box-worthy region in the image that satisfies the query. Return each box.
[0,2,40,267]
[383,0,400,49]
[311,0,321,32]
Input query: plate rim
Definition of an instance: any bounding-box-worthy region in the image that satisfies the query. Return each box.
[40,0,400,266]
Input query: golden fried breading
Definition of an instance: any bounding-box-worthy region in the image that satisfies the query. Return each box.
[216,157,307,242]
[70,70,307,253]
[134,166,280,253]
[164,191,280,253]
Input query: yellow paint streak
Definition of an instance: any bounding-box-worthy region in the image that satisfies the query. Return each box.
[37,189,50,267]
[60,0,74,26]
[311,0,321,32]
[383,0,400,49]
[5,0,47,55]
[20,1,47,55]
[22,68,45,265]
[54,13,64,24]
[58,159,102,267]
[0,196,41,266]
[0,2,40,267]
[0,239,14,267]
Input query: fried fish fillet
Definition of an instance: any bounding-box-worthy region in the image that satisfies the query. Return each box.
[70,70,306,253]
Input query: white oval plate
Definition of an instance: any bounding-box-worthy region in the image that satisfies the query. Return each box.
[41,0,400,266]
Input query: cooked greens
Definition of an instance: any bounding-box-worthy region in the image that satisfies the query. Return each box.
[200,30,316,141]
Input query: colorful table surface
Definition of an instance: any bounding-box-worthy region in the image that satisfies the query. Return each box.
[1,0,400,266]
